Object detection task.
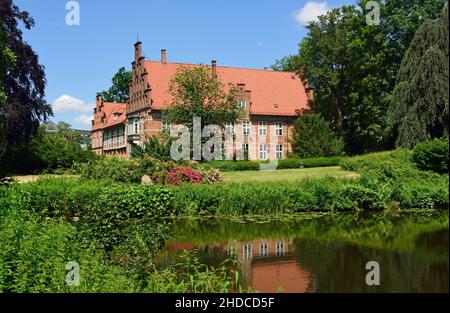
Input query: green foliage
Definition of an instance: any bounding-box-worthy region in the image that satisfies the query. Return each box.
[0,206,240,292]
[340,149,449,210]
[172,178,386,215]
[0,208,137,292]
[270,54,301,72]
[1,123,95,173]
[132,134,173,161]
[75,156,156,183]
[201,160,260,172]
[81,184,173,249]
[200,156,341,172]
[99,67,132,103]
[291,112,344,158]
[412,139,449,173]
[0,22,15,105]
[166,66,242,151]
[273,0,448,154]
[388,6,449,147]
[277,156,341,169]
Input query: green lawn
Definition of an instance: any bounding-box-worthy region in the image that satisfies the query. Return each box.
[222,166,358,183]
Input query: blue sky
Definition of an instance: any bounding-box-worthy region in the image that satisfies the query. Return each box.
[15,0,354,130]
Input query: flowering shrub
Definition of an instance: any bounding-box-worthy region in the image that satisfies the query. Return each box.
[164,166,203,185]
[198,168,223,184]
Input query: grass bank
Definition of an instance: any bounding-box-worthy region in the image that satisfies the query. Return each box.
[222,166,357,183]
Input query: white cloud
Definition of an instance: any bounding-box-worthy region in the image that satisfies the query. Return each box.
[73,114,93,125]
[52,94,92,113]
[294,1,330,25]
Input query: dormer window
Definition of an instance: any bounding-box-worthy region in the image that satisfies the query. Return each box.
[113,113,119,120]
[237,100,246,109]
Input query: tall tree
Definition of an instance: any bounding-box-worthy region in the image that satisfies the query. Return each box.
[388,6,449,148]
[0,0,51,163]
[272,0,447,154]
[99,67,131,103]
[165,66,242,160]
[166,66,241,129]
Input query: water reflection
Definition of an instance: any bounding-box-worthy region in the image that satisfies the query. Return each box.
[157,212,449,293]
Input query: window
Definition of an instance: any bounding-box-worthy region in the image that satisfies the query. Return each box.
[242,143,249,160]
[225,122,234,136]
[242,121,250,135]
[162,114,170,133]
[260,243,269,258]
[243,244,252,260]
[237,100,246,108]
[113,113,118,121]
[276,242,284,256]
[275,122,283,136]
[258,121,267,135]
[276,144,283,160]
[134,121,139,135]
[259,144,267,160]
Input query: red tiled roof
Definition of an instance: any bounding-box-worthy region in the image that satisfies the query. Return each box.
[144,61,310,116]
[93,102,126,130]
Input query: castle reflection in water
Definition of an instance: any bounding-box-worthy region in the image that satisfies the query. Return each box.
[158,238,315,293]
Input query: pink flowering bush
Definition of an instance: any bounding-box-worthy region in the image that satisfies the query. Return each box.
[164,166,203,185]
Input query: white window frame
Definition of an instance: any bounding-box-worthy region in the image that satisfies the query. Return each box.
[133,120,139,135]
[275,122,283,136]
[243,244,252,260]
[162,114,170,133]
[237,99,246,109]
[258,121,267,135]
[259,144,267,160]
[260,243,269,258]
[225,122,234,136]
[242,121,251,135]
[276,144,283,160]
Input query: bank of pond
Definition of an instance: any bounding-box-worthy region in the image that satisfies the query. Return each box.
[0,173,448,292]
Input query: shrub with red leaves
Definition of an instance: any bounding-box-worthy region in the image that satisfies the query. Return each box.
[164,166,203,185]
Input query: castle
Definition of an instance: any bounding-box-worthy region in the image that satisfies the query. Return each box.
[91,41,312,160]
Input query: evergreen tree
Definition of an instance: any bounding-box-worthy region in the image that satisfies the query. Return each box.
[388,6,449,147]
[291,112,344,158]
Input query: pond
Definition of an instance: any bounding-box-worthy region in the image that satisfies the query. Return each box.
[157,211,449,293]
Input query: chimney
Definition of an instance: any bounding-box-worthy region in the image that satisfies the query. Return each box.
[211,60,217,77]
[96,94,103,106]
[161,49,167,64]
[134,41,142,62]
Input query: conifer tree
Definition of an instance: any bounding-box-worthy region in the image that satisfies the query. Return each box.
[388,6,449,147]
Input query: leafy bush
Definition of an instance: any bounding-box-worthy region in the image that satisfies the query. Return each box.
[74,157,156,183]
[201,160,260,172]
[198,168,223,184]
[79,184,173,249]
[1,123,96,174]
[200,156,341,172]
[412,139,449,173]
[290,112,344,158]
[131,134,173,161]
[0,209,137,292]
[0,208,241,293]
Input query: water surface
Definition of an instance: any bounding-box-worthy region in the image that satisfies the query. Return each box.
[157,211,449,292]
